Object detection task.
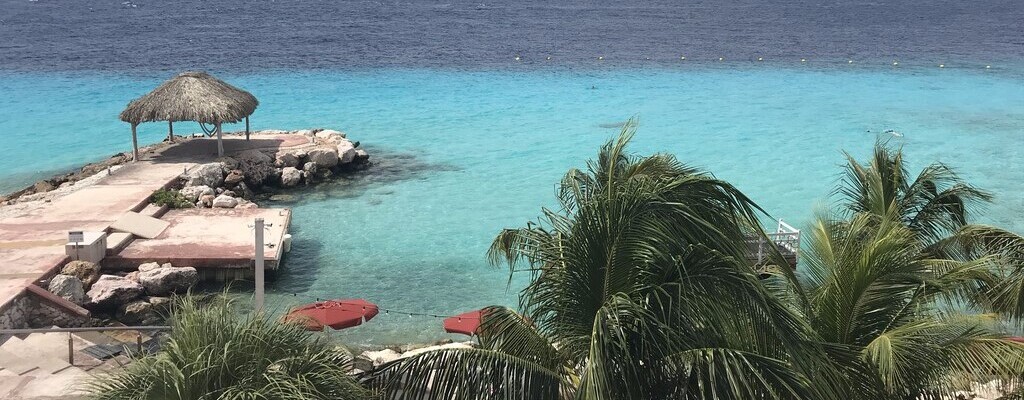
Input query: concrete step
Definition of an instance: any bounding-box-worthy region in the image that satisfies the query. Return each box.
[0,369,90,399]
[139,203,169,219]
[0,348,39,375]
[18,333,97,368]
[105,231,134,255]
[0,337,73,375]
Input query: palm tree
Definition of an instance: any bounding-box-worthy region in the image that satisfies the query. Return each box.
[86,295,374,400]
[370,121,848,399]
[836,143,1024,323]
[802,211,1024,399]
[836,142,991,246]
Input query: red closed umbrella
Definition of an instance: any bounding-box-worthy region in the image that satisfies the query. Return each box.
[284,299,379,331]
[444,309,485,336]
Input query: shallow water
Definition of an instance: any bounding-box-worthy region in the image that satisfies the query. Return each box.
[5,67,1021,345]
[2,0,1024,345]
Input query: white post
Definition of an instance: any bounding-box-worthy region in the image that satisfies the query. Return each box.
[216,121,224,157]
[254,217,265,311]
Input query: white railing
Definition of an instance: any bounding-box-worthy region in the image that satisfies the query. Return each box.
[748,219,801,266]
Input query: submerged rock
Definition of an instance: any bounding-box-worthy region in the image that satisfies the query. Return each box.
[61,260,101,289]
[269,194,296,202]
[117,299,160,325]
[48,274,86,305]
[186,163,225,188]
[87,275,144,309]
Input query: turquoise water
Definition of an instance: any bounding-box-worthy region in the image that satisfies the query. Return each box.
[2,65,1023,345]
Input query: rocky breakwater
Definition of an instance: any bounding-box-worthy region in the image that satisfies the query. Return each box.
[170,128,369,209]
[42,260,199,326]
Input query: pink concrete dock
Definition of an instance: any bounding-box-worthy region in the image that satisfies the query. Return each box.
[0,133,308,318]
[106,207,292,279]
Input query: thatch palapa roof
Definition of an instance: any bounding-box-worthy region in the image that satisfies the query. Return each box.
[119,71,258,125]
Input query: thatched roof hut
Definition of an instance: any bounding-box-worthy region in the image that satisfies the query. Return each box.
[120,71,259,160]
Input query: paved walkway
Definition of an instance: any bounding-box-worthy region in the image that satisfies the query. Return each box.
[0,161,193,311]
[0,133,313,316]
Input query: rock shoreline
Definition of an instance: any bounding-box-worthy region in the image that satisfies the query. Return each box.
[168,128,370,210]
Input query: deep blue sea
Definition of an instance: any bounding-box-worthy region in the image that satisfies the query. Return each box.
[1,0,1022,345]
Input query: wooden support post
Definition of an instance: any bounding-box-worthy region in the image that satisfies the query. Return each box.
[136,332,143,354]
[216,121,224,157]
[131,124,139,162]
[245,116,250,140]
[168,121,174,142]
[68,332,74,365]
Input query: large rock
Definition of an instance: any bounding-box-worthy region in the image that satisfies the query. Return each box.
[337,141,356,165]
[138,266,198,295]
[33,181,55,193]
[236,149,275,186]
[303,162,318,176]
[212,194,238,208]
[48,275,86,305]
[179,185,214,202]
[116,299,160,325]
[198,194,215,208]
[138,262,170,273]
[275,152,300,168]
[315,129,346,142]
[280,167,302,187]
[354,149,370,162]
[224,169,245,186]
[215,156,239,170]
[87,275,144,308]
[60,260,100,289]
[307,148,339,168]
[186,163,225,188]
[359,349,402,368]
[399,342,474,360]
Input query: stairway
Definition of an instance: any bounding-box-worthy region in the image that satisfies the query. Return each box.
[0,331,137,399]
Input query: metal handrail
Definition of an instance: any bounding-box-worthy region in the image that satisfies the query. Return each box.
[0,326,171,366]
[747,219,802,266]
[0,326,170,335]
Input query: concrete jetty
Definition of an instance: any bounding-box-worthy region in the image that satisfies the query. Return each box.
[0,133,312,327]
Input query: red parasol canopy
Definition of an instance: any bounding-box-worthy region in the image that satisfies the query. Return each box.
[283,299,379,331]
[443,309,485,336]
